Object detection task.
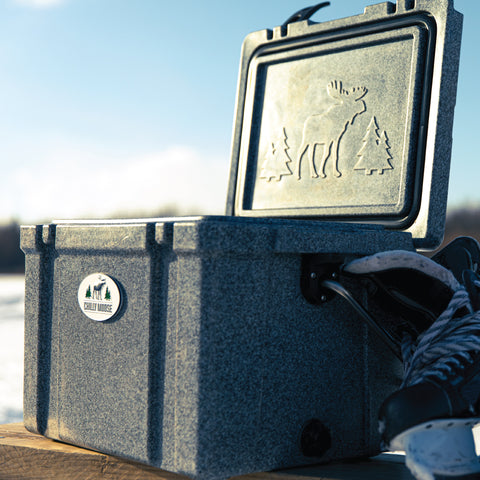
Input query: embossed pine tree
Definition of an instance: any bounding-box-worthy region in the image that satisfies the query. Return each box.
[85,285,91,298]
[259,128,293,181]
[354,116,393,175]
[104,287,111,301]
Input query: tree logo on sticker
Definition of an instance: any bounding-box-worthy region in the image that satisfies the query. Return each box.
[78,273,122,321]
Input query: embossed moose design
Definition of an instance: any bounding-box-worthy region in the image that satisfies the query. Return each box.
[297,80,367,179]
[93,277,107,300]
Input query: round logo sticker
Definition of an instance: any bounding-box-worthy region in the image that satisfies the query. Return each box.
[78,273,122,321]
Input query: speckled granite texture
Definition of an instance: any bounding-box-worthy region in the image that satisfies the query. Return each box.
[226,0,463,251]
[22,217,413,480]
[21,0,462,478]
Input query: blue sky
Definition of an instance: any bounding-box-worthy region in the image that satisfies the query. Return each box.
[0,0,476,222]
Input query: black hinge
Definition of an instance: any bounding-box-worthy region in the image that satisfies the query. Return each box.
[301,254,402,359]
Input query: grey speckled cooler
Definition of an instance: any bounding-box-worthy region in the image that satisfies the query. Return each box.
[21,0,463,479]
[22,217,411,480]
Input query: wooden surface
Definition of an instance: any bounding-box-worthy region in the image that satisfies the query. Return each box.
[0,423,414,480]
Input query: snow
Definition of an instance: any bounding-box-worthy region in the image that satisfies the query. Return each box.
[0,275,24,424]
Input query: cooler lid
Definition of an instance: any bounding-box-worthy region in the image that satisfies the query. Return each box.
[226,0,463,250]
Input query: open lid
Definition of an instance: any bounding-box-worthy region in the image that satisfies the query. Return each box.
[226,0,463,250]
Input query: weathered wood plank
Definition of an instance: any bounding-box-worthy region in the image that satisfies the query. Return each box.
[0,424,414,480]
[0,423,182,480]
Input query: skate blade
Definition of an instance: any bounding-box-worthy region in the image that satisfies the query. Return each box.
[389,418,480,480]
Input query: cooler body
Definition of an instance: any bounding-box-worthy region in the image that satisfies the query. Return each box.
[22,216,413,480]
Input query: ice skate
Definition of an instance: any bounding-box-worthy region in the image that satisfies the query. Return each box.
[432,236,480,283]
[378,276,480,479]
[342,248,462,348]
[341,239,480,479]
[388,418,480,480]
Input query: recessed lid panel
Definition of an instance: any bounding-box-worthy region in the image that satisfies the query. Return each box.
[226,0,463,250]
[238,24,427,219]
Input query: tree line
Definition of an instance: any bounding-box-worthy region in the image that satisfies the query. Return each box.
[0,223,25,273]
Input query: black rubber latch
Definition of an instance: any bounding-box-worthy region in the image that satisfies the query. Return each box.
[282,2,330,27]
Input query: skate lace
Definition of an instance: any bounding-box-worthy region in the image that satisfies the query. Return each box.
[401,288,480,388]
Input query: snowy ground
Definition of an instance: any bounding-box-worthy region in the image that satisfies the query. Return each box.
[0,275,24,424]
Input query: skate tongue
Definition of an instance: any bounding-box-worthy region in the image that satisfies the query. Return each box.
[344,250,461,292]
[342,250,460,338]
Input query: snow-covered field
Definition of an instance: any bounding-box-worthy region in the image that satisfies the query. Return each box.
[0,275,24,424]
